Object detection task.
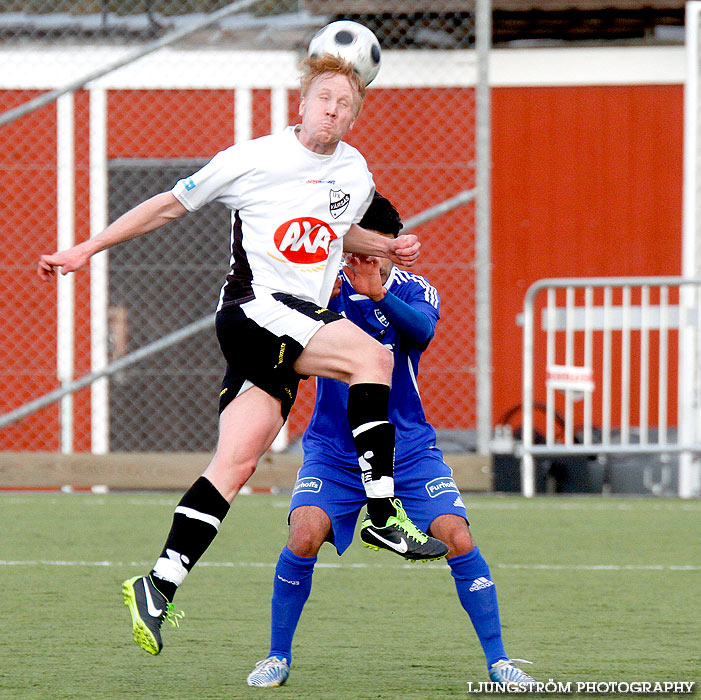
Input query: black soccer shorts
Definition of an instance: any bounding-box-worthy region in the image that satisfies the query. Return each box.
[215,291,343,419]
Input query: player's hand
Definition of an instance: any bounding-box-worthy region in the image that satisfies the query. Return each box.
[344,254,385,301]
[38,245,91,281]
[330,275,342,299]
[388,234,420,267]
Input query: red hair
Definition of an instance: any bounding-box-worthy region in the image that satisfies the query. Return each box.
[299,54,365,117]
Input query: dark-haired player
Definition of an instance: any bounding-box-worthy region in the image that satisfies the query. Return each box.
[247,192,537,689]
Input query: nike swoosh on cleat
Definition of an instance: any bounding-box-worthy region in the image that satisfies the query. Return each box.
[143,579,163,618]
[367,530,409,554]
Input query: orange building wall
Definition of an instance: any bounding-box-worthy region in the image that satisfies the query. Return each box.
[490,84,684,426]
[0,83,685,449]
[0,92,61,449]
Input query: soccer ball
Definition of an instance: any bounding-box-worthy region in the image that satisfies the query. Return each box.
[308,20,381,87]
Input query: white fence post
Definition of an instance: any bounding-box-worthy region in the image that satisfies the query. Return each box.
[56,92,75,454]
[90,87,109,454]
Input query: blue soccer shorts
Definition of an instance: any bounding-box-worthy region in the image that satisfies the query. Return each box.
[289,447,469,555]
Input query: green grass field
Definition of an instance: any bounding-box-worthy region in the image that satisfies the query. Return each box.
[0,493,699,699]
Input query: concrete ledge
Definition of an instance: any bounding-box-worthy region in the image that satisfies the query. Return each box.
[0,452,492,492]
[447,453,493,492]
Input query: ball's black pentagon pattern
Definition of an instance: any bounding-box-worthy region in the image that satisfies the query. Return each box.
[335,30,355,46]
[307,21,381,86]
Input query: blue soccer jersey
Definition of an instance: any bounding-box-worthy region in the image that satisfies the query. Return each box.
[302,265,441,463]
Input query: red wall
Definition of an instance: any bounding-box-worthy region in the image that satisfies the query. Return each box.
[0,92,61,449]
[491,84,683,425]
[0,82,685,449]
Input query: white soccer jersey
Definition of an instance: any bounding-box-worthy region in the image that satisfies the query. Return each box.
[171,126,374,310]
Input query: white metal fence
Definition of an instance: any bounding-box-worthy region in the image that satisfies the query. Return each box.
[520,277,701,498]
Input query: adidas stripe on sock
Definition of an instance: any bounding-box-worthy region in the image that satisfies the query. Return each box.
[449,547,507,668]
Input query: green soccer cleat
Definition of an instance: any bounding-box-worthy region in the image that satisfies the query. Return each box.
[121,575,184,655]
[360,498,449,561]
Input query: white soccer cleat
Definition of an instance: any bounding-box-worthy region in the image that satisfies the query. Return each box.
[247,656,290,688]
[488,658,537,685]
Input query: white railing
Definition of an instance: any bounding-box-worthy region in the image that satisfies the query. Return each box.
[520,276,701,498]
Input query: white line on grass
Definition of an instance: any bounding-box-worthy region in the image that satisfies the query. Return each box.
[1,495,699,512]
[464,501,701,512]
[0,560,698,571]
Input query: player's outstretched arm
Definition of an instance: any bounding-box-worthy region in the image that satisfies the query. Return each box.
[344,255,435,347]
[38,192,187,281]
[343,224,420,267]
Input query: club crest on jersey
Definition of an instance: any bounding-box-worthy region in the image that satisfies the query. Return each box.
[329,189,350,219]
[274,217,338,264]
[374,309,389,327]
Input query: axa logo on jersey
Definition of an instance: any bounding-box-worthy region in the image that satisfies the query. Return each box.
[274,217,337,264]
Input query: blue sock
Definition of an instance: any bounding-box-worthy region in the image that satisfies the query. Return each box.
[449,547,507,668]
[268,546,316,664]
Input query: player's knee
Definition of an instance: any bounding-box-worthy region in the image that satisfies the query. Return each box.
[377,344,394,374]
[203,458,257,502]
[287,525,325,557]
[445,532,475,558]
[239,460,258,483]
[226,454,257,481]
[287,531,323,557]
[431,516,474,557]
[288,506,329,556]
[357,342,393,381]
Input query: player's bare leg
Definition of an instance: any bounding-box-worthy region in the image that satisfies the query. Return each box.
[203,386,285,501]
[428,513,475,558]
[286,506,331,558]
[123,388,283,655]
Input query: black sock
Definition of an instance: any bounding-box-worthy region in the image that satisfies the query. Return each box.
[347,383,396,525]
[365,494,396,525]
[150,476,230,601]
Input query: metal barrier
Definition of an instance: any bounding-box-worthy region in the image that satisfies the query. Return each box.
[520,277,701,498]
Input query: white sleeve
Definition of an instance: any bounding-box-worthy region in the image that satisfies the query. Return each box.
[171,144,248,212]
[353,172,375,224]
